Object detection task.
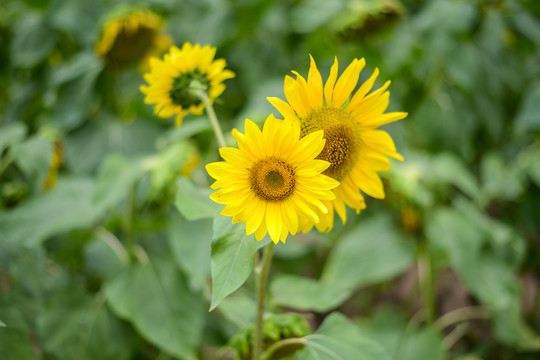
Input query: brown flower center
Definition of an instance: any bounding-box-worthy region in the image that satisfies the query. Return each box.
[105,24,157,69]
[249,157,296,201]
[301,107,360,181]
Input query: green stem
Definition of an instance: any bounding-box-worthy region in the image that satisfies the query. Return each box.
[442,323,469,350]
[195,90,227,148]
[125,181,138,263]
[418,241,435,324]
[260,338,306,360]
[435,306,490,330]
[253,242,275,360]
[531,284,540,324]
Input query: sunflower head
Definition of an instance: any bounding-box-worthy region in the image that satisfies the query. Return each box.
[96,7,171,70]
[140,42,235,127]
[206,115,339,244]
[268,55,407,232]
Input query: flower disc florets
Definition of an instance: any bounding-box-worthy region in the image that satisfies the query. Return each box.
[206,115,339,244]
[267,55,407,232]
[140,42,235,127]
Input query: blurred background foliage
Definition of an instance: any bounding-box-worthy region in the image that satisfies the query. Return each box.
[1,0,540,359]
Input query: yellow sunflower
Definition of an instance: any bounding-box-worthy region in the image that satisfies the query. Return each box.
[206,115,339,244]
[96,8,171,70]
[140,42,235,127]
[268,56,406,232]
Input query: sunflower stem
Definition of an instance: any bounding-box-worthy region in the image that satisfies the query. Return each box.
[195,89,227,148]
[254,242,275,360]
[418,239,436,324]
[125,180,138,264]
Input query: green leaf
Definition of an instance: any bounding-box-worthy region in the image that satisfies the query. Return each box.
[209,216,270,311]
[322,214,415,289]
[0,123,26,152]
[51,60,102,131]
[175,177,222,221]
[93,154,144,211]
[11,14,56,67]
[105,256,204,360]
[291,0,345,33]
[12,135,53,187]
[357,308,445,360]
[296,312,392,360]
[38,295,132,360]
[426,206,540,350]
[0,306,39,360]
[431,153,479,201]
[0,320,5,327]
[271,275,351,312]
[0,178,100,247]
[480,153,525,203]
[216,291,256,328]
[493,302,540,351]
[168,213,213,291]
[49,52,102,87]
[84,231,128,279]
[515,82,540,134]
[399,327,445,360]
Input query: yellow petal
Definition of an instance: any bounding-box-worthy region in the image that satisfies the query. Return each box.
[332,58,365,108]
[284,75,309,119]
[307,54,323,109]
[324,57,339,105]
[267,97,299,121]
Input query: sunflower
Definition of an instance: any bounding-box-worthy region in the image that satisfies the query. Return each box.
[268,56,406,232]
[96,8,171,70]
[206,115,339,244]
[140,42,235,127]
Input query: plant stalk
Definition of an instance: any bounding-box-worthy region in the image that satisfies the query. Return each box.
[260,338,306,360]
[418,241,436,324]
[125,181,138,263]
[253,242,275,360]
[196,90,227,148]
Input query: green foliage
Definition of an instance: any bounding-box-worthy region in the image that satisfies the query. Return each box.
[229,313,311,360]
[296,312,392,360]
[210,217,271,310]
[104,256,205,360]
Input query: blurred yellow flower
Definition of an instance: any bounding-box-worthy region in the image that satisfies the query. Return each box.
[42,140,62,191]
[268,56,406,232]
[140,42,235,127]
[206,115,339,244]
[96,8,171,70]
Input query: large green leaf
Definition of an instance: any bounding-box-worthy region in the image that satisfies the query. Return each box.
[0,306,39,360]
[175,177,222,221]
[0,178,99,247]
[92,154,145,211]
[38,295,132,360]
[209,216,270,311]
[12,135,53,188]
[11,14,56,67]
[0,122,26,152]
[296,312,392,360]
[357,308,445,360]
[515,82,540,134]
[426,206,540,350]
[104,256,204,360]
[168,213,213,291]
[271,275,351,312]
[322,214,415,289]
